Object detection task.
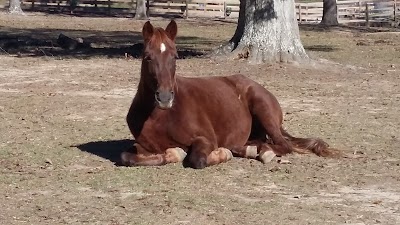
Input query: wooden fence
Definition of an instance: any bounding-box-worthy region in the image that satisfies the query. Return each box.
[12,0,400,25]
[148,0,240,18]
[296,0,399,26]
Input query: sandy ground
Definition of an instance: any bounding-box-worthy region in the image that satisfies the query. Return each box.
[0,12,400,225]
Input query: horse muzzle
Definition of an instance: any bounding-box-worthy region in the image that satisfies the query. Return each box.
[155,90,174,109]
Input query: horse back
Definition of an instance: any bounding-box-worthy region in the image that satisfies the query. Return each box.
[171,74,257,146]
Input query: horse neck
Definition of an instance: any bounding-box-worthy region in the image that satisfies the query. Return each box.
[135,62,156,107]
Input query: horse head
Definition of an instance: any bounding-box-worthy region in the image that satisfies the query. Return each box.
[141,20,178,110]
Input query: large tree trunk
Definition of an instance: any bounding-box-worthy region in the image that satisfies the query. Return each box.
[215,0,308,64]
[9,0,24,14]
[321,0,339,26]
[135,0,148,19]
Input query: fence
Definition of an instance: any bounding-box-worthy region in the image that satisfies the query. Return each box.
[9,0,400,25]
[147,0,239,18]
[296,0,399,26]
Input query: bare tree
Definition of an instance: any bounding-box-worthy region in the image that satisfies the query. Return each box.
[321,0,339,26]
[135,0,148,19]
[9,0,24,14]
[215,0,308,64]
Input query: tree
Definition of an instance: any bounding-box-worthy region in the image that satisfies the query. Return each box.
[9,0,24,14]
[135,0,148,19]
[215,0,308,64]
[321,0,339,26]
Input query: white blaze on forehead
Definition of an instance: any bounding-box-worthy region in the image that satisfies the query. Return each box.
[160,43,166,53]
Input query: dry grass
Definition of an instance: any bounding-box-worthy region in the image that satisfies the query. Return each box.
[0,12,400,225]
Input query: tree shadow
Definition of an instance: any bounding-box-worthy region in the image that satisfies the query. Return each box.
[74,139,135,165]
[0,26,211,59]
[304,44,338,52]
[22,6,186,19]
[24,8,135,18]
[299,23,400,33]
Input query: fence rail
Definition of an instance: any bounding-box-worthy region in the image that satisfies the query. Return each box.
[296,0,399,26]
[2,0,397,25]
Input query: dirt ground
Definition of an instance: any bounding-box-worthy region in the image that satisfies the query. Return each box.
[0,12,399,225]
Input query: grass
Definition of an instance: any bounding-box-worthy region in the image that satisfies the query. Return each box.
[0,12,400,225]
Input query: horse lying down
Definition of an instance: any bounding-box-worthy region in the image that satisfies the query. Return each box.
[121,20,340,169]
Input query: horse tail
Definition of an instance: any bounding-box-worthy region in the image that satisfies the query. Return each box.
[281,128,342,158]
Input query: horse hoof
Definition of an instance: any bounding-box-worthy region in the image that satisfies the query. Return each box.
[259,151,276,164]
[120,151,134,166]
[192,157,207,169]
[245,146,258,158]
[206,148,233,166]
[166,147,187,163]
[220,148,233,161]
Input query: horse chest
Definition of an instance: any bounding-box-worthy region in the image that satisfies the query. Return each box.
[134,111,182,153]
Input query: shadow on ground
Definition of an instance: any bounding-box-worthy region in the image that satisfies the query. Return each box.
[75,139,198,168]
[22,7,186,19]
[74,139,135,165]
[304,44,338,52]
[299,23,400,33]
[0,26,211,59]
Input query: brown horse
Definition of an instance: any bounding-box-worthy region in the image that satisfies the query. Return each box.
[121,20,339,169]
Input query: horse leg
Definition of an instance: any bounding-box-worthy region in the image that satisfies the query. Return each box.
[249,100,294,163]
[187,136,233,169]
[230,141,277,163]
[230,139,265,159]
[256,119,293,161]
[120,144,187,166]
[231,145,258,159]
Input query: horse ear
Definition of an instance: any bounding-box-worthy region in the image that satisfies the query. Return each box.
[142,21,154,43]
[165,20,178,41]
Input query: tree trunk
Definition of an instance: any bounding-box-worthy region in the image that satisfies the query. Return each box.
[9,0,24,14]
[321,0,339,26]
[135,0,148,19]
[214,0,308,64]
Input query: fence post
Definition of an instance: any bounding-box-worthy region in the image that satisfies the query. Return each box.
[31,0,35,9]
[107,0,111,15]
[298,3,302,23]
[186,0,189,19]
[305,5,308,22]
[365,3,369,27]
[146,0,150,16]
[223,1,226,19]
[395,0,398,22]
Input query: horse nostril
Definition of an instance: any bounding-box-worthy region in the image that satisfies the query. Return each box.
[155,91,161,101]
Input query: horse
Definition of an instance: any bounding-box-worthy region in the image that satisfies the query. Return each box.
[121,20,339,169]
